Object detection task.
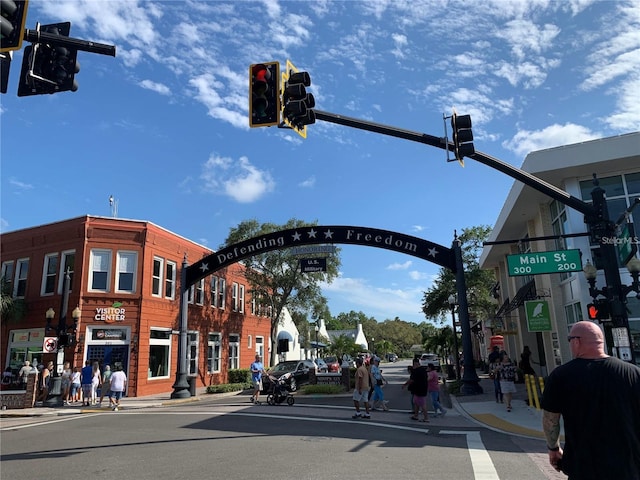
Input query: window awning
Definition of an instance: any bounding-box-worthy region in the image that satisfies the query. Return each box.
[276,331,294,342]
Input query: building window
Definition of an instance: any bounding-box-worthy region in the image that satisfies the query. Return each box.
[256,336,264,359]
[14,258,29,298]
[165,261,176,299]
[195,279,204,305]
[228,334,239,369]
[218,278,226,309]
[152,257,163,297]
[116,251,137,293]
[59,251,75,294]
[90,250,111,292]
[1,261,14,296]
[148,328,171,379]
[208,333,221,373]
[187,285,194,304]
[211,277,219,307]
[248,334,252,349]
[232,282,239,311]
[239,284,245,313]
[188,332,198,375]
[41,254,59,296]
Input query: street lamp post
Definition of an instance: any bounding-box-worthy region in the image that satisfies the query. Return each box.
[314,324,319,359]
[583,256,640,362]
[447,294,461,380]
[44,268,81,407]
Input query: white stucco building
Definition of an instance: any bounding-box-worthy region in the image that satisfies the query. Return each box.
[480,132,640,374]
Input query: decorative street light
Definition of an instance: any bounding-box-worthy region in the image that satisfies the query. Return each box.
[314,324,319,359]
[448,294,461,380]
[371,337,375,355]
[583,256,640,362]
[44,268,81,407]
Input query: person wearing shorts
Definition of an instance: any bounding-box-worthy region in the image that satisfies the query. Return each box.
[250,354,266,404]
[80,360,93,406]
[108,364,127,411]
[352,357,371,419]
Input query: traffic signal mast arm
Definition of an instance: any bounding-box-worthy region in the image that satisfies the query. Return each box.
[312,109,595,218]
[24,28,116,56]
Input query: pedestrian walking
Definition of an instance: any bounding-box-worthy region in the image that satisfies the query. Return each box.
[489,355,503,403]
[249,354,267,404]
[352,356,371,419]
[91,362,101,405]
[18,360,31,389]
[70,366,81,403]
[497,354,517,412]
[80,360,93,406]
[406,358,429,422]
[108,364,127,411]
[427,363,446,416]
[542,321,640,479]
[369,357,388,411]
[99,365,112,406]
[61,361,72,405]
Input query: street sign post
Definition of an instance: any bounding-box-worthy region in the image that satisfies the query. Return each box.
[507,249,582,276]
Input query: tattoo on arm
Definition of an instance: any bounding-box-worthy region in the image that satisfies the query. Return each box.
[542,410,561,448]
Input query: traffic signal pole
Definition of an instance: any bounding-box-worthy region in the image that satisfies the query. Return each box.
[313,109,636,364]
[24,28,116,56]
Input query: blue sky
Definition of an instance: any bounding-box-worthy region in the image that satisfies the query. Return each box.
[2,0,639,324]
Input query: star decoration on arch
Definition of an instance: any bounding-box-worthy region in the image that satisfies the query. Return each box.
[292,231,301,241]
[324,229,334,239]
[428,247,438,257]
[307,229,317,238]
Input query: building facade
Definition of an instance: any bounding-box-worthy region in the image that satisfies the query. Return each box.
[480,132,640,374]
[0,216,272,397]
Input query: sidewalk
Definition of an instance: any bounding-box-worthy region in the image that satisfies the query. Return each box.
[451,374,564,441]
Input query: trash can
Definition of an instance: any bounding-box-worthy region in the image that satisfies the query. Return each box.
[187,376,197,397]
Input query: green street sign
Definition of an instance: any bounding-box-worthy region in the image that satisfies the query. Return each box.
[507,249,582,276]
[525,300,552,332]
[613,222,637,266]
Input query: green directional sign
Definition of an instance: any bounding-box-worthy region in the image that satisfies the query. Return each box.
[614,222,637,266]
[525,300,552,332]
[507,249,582,276]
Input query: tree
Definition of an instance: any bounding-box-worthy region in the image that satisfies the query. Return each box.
[1,277,26,324]
[422,225,496,324]
[223,219,341,366]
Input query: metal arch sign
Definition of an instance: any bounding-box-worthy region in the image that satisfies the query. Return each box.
[186,225,455,287]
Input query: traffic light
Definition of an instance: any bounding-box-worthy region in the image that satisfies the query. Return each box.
[0,0,29,53]
[17,22,80,97]
[587,299,610,321]
[249,62,280,127]
[451,112,474,166]
[281,60,315,138]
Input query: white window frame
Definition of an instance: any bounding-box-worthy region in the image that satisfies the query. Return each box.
[41,253,59,296]
[218,278,226,310]
[148,328,172,379]
[1,261,14,297]
[115,251,137,294]
[238,284,245,313]
[211,277,219,307]
[207,333,221,373]
[165,261,176,299]
[256,336,264,360]
[59,250,75,294]
[247,334,252,349]
[228,333,239,369]
[232,282,239,311]
[188,331,199,376]
[195,279,204,306]
[152,257,164,297]
[89,249,111,292]
[13,258,29,298]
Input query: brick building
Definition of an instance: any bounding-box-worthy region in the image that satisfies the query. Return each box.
[0,216,272,397]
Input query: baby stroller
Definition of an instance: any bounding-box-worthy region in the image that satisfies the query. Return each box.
[264,372,295,406]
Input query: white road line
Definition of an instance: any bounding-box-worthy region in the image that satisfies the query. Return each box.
[441,430,500,480]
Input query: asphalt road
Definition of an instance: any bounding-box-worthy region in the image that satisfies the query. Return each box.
[0,360,563,480]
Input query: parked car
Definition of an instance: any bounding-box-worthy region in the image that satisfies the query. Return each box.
[386,353,398,363]
[323,356,341,373]
[419,353,441,371]
[265,360,316,392]
[314,358,329,373]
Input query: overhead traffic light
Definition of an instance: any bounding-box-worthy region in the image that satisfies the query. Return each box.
[249,62,280,127]
[17,22,80,97]
[0,0,29,53]
[587,299,610,321]
[451,112,475,166]
[281,59,315,138]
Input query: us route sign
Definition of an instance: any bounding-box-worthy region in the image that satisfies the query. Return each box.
[507,249,582,276]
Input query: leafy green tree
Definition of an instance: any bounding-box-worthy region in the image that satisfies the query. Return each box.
[223,218,341,365]
[422,225,496,324]
[1,277,26,323]
[326,334,360,360]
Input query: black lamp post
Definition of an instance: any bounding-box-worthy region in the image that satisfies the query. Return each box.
[583,256,640,362]
[314,324,319,359]
[44,268,80,407]
[447,294,461,380]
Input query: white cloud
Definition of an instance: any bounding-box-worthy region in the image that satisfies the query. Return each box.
[9,178,34,190]
[503,123,601,157]
[387,261,412,270]
[139,80,171,96]
[408,271,429,281]
[201,154,275,203]
[298,176,316,188]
